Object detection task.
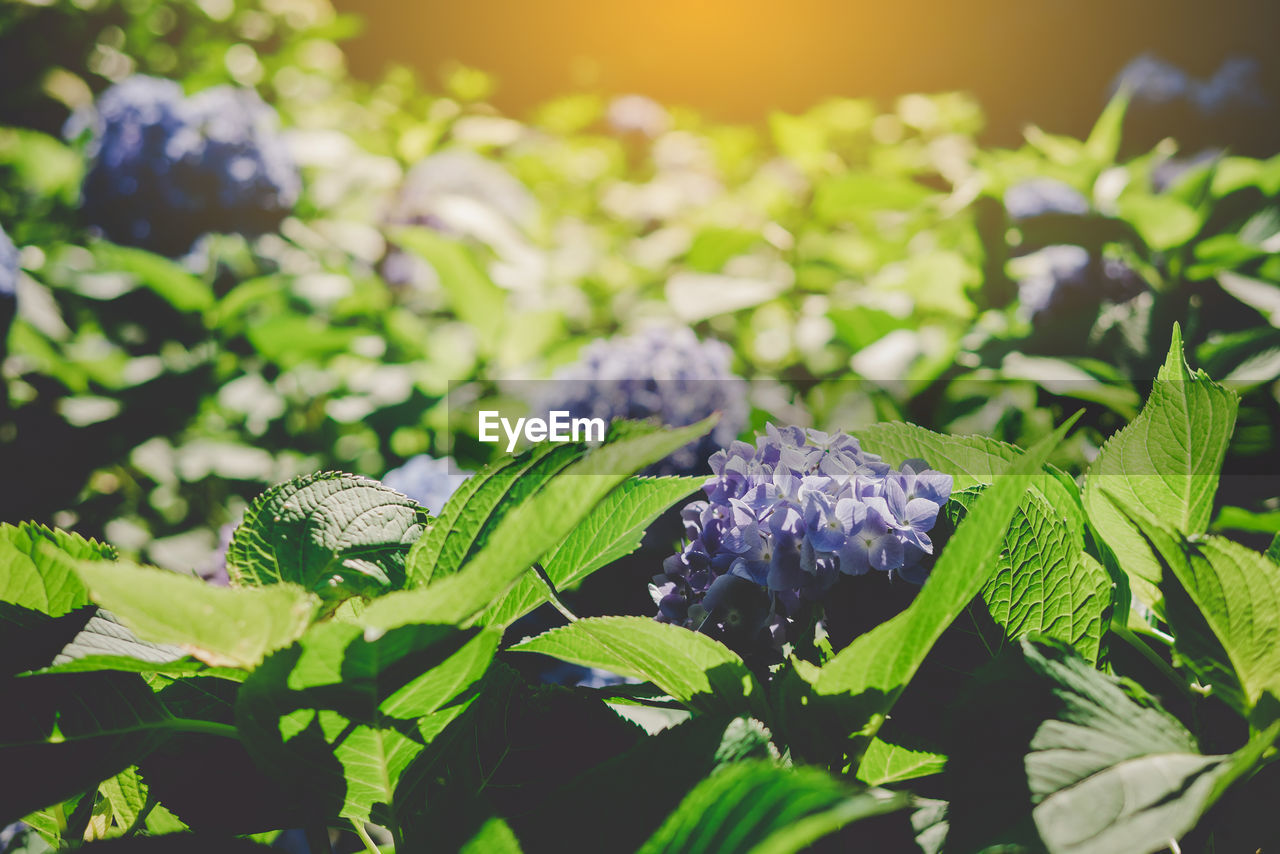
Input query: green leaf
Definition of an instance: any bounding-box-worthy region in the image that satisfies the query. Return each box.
[1121,505,1280,724]
[0,523,113,617]
[1082,325,1238,607]
[1084,90,1128,164]
[235,618,498,822]
[227,472,431,601]
[638,761,911,854]
[390,226,507,350]
[807,414,1077,758]
[947,638,1277,854]
[74,559,317,669]
[362,417,717,629]
[45,609,190,673]
[99,766,148,834]
[89,241,216,314]
[1116,194,1203,251]
[405,443,586,587]
[854,738,947,786]
[978,491,1113,664]
[858,421,1082,529]
[1020,641,1275,854]
[0,672,174,825]
[485,475,702,626]
[461,818,522,854]
[1217,271,1280,328]
[511,616,765,716]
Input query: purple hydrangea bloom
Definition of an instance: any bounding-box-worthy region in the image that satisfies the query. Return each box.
[1013,245,1147,325]
[651,425,952,652]
[1109,54,1194,106]
[535,327,748,476]
[382,454,471,516]
[0,223,17,299]
[1003,178,1090,221]
[71,75,299,256]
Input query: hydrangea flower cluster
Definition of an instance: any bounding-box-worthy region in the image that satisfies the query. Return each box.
[535,327,748,476]
[651,425,952,650]
[0,223,17,299]
[1012,245,1146,325]
[1003,178,1090,221]
[72,75,299,256]
[382,454,472,516]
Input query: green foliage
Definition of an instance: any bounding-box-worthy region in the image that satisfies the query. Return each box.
[1083,325,1239,608]
[798,415,1076,761]
[512,616,766,716]
[227,472,431,601]
[638,761,910,854]
[3,0,1280,843]
[75,558,317,669]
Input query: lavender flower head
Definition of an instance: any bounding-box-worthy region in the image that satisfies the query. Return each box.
[651,425,952,652]
[1003,178,1090,221]
[0,223,17,299]
[535,327,748,476]
[71,75,299,256]
[382,454,471,516]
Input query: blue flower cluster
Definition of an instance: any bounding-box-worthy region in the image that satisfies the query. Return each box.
[1003,178,1090,221]
[382,454,471,516]
[651,425,951,649]
[0,223,17,299]
[1013,245,1145,325]
[72,75,299,256]
[535,327,748,477]
[1111,54,1269,117]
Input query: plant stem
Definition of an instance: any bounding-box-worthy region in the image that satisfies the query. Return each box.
[531,563,579,623]
[1112,624,1197,705]
[164,717,241,740]
[351,819,382,854]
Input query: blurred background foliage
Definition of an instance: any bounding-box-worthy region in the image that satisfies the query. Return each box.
[0,0,1278,575]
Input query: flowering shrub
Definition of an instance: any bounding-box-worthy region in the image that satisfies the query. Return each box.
[652,425,951,654]
[535,327,748,476]
[72,75,299,255]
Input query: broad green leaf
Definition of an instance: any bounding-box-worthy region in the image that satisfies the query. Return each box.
[638,761,911,854]
[808,415,1076,758]
[363,417,717,629]
[89,241,216,313]
[44,609,191,674]
[1021,641,1276,854]
[858,421,1082,529]
[75,560,317,669]
[486,475,702,626]
[1083,325,1238,607]
[390,226,507,350]
[511,616,765,716]
[0,672,192,825]
[0,523,113,616]
[854,738,946,786]
[1121,505,1280,724]
[979,491,1113,664]
[235,618,498,822]
[1116,194,1203,251]
[227,472,431,601]
[1218,271,1280,328]
[99,766,147,834]
[406,443,586,587]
